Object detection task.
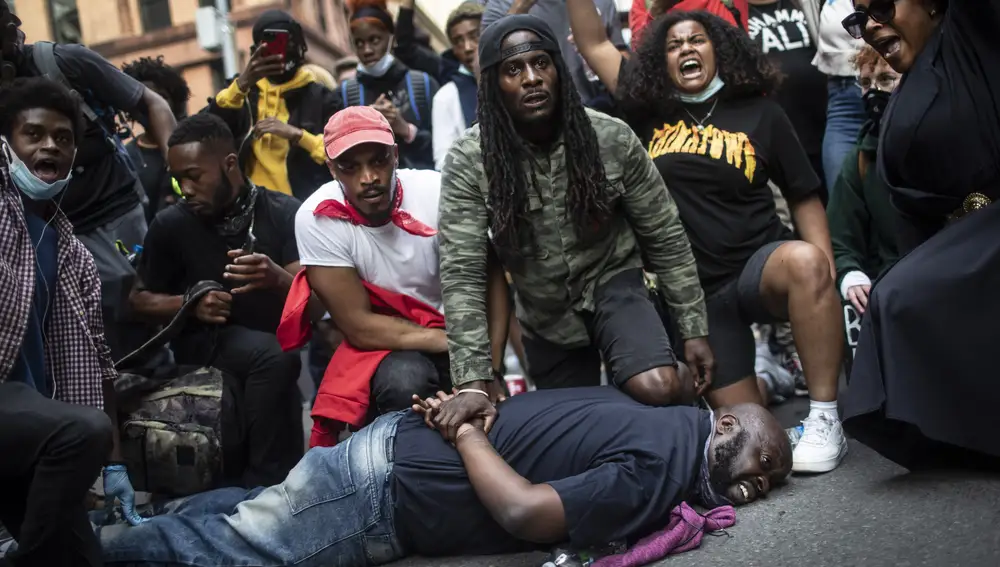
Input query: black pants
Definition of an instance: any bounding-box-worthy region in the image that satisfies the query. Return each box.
[173,325,303,487]
[0,382,112,567]
[522,268,677,390]
[368,351,452,418]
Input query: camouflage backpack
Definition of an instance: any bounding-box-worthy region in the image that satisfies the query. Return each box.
[117,367,225,497]
[114,281,230,497]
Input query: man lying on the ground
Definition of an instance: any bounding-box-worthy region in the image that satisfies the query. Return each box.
[281,106,509,447]
[94,386,791,567]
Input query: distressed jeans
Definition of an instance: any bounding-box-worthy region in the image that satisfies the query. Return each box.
[97,411,407,567]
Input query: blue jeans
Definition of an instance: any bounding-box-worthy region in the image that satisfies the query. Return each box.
[822,77,867,194]
[97,411,408,567]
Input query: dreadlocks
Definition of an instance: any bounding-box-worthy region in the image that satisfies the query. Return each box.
[478,55,615,255]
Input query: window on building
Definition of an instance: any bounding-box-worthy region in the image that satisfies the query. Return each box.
[210,57,226,93]
[48,0,82,43]
[140,0,172,32]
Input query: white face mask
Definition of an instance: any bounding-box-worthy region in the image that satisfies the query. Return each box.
[2,137,74,201]
[677,73,726,104]
[357,53,396,78]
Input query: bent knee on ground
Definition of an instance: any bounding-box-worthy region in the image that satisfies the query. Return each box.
[65,406,115,460]
[371,351,441,412]
[781,242,833,289]
[622,365,694,407]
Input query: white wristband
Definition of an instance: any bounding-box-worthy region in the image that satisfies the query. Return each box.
[457,388,490,398]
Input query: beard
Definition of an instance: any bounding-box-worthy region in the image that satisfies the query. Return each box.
[709,428,750,494]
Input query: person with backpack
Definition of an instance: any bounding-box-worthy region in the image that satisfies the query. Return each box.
[208,10,342,203]
[1,5,178,364]
[342,0,439,171]
[122,56,191,222]
[0,77,146,567]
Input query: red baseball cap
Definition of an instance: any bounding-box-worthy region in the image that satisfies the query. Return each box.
[323,106,395,160]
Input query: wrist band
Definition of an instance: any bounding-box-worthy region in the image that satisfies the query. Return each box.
[457,388,490,398]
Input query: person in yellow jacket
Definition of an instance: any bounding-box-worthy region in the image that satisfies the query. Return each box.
[207,10,342,201]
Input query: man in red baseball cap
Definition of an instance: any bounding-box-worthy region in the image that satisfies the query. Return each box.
[280,106,509,447]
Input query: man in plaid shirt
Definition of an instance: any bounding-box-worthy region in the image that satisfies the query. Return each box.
[0,77,144,567]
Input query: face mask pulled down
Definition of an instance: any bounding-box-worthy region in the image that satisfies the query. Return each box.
[2,137,73,201]
[358,53,396,78]
[678,73,725,104]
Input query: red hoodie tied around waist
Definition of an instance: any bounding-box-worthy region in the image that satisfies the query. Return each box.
[277,191,441,447]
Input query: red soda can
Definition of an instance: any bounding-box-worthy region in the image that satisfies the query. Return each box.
[504,375,527,397]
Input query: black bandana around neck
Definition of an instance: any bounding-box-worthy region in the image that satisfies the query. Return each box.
[216,182,259,237]
[694,413,734,509]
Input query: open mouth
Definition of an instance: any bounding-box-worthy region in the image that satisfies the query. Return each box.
[679,58,703,79]
[737,480,757,503]
[872,35,902,59]
[360,191,385,204]
[522,91,549,108]
[31,158,60,183]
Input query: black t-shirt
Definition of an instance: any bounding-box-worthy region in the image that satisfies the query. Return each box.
[136,188,301,334]
[627,96,820,295]
[392,387,711,556]
[125,139,172,222]
[20,43,145,234]
[747,0,828,159]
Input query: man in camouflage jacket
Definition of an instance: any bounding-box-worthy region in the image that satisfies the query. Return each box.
[431,15,714,429]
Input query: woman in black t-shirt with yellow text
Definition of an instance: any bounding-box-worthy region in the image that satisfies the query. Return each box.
[567,3,847,474]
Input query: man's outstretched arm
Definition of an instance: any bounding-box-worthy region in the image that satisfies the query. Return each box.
[438,139,494,390]
[455,426,567,543]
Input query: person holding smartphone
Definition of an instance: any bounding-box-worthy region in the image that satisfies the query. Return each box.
[207,10,342,202]
[129,113,320,487]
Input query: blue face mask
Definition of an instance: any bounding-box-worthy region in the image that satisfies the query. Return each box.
[678,73,726,104]
[2,137,74,201]
[357,53,396,78]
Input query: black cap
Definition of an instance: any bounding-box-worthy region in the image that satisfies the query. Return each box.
[478,14,561,72]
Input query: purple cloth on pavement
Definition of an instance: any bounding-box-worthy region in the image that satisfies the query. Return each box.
[591,503,735,567]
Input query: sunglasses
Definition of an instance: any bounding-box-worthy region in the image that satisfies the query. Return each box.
[842,0,898,39]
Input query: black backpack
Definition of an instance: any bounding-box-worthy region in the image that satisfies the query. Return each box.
[340,70,433,124]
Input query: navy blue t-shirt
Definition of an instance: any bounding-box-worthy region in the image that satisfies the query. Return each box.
[9,211,59,396]
[391,387,712,555]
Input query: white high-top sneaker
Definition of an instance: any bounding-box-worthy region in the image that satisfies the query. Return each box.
[792,412,848,473]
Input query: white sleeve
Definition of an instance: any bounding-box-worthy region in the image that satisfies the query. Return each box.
[294,204,356,268]
[433,85,461,172]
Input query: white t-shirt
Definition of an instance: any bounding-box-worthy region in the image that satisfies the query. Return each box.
[296,168,443,312]
[432,82,467,172]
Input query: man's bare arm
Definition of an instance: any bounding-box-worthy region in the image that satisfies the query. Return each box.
[283,261,326,322]
[455,427,568,543]
[508,0,538,14]
[306,265,447,353]
[129,285,184,324]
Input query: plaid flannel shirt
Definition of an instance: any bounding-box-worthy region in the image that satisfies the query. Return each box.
[0,162,116,409]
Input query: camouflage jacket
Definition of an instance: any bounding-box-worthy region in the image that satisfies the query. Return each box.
[438,109,707,386]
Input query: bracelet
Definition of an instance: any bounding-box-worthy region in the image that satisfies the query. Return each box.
[457,388,490,398]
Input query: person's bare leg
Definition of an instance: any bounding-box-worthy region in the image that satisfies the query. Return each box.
[705,376,765,409]
[757,241,847,473]
[758,241,843,402]
[622,364,697,406]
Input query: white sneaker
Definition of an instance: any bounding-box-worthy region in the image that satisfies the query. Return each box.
[792,413,848,473]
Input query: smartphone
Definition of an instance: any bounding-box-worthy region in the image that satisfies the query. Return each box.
[242,229,257,256]
[259,29,290,59]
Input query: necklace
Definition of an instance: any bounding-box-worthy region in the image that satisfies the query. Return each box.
[683,99,719,132]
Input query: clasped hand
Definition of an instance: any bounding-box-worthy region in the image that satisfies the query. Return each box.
[411,391,489,444]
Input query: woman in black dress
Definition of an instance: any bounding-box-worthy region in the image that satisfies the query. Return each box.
[840,0,1000,467]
